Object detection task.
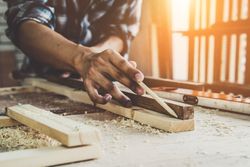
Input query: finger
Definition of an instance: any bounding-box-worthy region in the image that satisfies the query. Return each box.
[84,79,112,104]
[103,49,144,82]
[129,61,137,68]
[105,63,144,95]
[92,71,132,107]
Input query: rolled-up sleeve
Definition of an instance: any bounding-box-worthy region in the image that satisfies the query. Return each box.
[4,0,55,46]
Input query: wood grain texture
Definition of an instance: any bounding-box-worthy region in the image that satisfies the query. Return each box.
[0,144,101,167]
[7,104,101,147]
[23,78,194,132]
[137,81,178,118]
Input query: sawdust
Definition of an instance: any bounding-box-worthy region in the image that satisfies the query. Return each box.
[71,114,164,135]
[0,126,60,152]
[195,107,233,136]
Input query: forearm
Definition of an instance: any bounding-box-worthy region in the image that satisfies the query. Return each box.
[90,36,124,54]
[18,21,91,71]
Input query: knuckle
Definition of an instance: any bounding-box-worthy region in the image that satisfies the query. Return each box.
[103,48,114,55]
[118,58,127,67]
[95,56,106,66]
[113,71,123,81]
[87,66,96,76]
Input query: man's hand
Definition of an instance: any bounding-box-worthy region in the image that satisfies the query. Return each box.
[74,49,144,107]
[18,21,143,107]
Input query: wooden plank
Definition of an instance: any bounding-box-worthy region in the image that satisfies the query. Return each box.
[23,78,194,132]
[0,144,101,167]
[0,116,21,127]
[205,82,250,97]
[188,0,195,81]
[213,0,224,82]
[144,76,204,90]
[7,104,101,147]
[234,35,240,82]
[0,86,36,96]
[245,32,250,84]
[41,75,194,120]
[225,35,232,81]
[153,89,250,116]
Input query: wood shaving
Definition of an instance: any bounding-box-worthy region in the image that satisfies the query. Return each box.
[0,126,60,152]
[74,115,165,135]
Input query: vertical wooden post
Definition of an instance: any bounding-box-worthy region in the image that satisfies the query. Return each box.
[235,0,242,83]
[155,0,173,79]
[205,0,211,82]
[225,35,231,81]
[245,0,250,84]
[188,0,196,81]
[213,0,224,82]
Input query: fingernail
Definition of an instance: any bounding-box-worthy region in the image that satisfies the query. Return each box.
[104,94,112,102]
[135,73,143,82]
[122,99,132,108]
[136,87,144,95]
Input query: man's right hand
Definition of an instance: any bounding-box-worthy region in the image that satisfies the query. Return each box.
[74,48,145,107]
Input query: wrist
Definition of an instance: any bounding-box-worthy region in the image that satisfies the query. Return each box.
[72,44,95,73]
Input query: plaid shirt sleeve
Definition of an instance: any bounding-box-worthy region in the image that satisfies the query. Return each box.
[92,0,143,56]
[4,0,55,46]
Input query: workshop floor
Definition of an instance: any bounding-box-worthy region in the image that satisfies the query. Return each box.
[63,107,250,167]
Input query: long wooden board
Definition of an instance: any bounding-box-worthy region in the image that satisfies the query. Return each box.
[7,104,101,147]
[42,75,194,120]
[153,89,250,115]
[0,144,101,167]
[23,78,194,132]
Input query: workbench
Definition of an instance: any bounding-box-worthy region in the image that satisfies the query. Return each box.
[0,84,250,166]
[59,108,250,167]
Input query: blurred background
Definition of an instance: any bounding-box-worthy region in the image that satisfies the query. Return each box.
[0,0,250,88]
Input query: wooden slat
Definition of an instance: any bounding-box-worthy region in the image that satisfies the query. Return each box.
[248,0,250,18]
[225,35,232,81]
[188,0,195,81]
[7,104,101,147]
[205,0,210,82]
[205,36,209,82]
[238,0,243,19]
[234,35,240,82]
[153,89,250,116]
[23,78,194,132]
[246,33,250,84]
[155,0,173,78]
[144,76,204,90]
[0,144,101,167]
[213,0,224,82]
[229,0,233,21]
[205,82,250,97]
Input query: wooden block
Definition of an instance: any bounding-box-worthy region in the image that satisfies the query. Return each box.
[0,116,21,128]
[23,78,194,132]
[38,76,194,120]
[0,144,101,167]
[7,104,101,147]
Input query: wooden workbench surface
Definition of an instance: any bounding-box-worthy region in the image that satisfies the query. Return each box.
[59,107,250,167]
[0,88,250,166]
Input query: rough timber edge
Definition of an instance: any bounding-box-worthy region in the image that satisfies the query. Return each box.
[0,144,101,167]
